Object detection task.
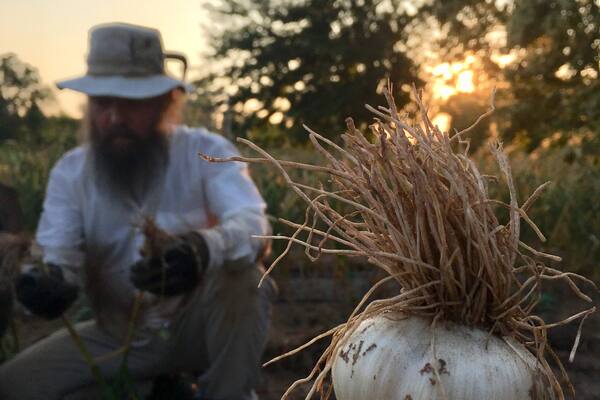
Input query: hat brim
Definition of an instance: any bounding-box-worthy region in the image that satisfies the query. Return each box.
[56,75,193,98]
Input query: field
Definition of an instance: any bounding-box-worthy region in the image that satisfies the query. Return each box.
[2,1,599,397]
[11,248,599,399]
[2,137,598,398]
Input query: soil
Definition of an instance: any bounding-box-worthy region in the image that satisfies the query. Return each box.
[257,260,600,400]
[5,252,600,399]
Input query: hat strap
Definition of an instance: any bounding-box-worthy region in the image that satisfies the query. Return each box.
[164,52,188,81]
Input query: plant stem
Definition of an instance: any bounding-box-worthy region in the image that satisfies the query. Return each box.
[61,315,115,399]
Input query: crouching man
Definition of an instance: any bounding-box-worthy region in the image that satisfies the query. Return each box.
[0,22,274,400]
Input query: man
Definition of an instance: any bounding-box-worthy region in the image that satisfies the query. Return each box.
[0,22,273,400]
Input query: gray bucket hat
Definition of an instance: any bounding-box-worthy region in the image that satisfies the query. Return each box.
[56,22,192,99]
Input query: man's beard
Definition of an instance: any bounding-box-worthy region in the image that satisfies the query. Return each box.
[89,123,169,205]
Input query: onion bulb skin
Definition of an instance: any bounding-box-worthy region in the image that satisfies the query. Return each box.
[332,314,549,400]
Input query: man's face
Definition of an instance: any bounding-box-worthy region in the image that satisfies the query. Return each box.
[89,95,168,154]
[88,94,171,202]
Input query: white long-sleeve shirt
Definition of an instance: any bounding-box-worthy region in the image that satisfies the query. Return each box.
[35,126,269,338]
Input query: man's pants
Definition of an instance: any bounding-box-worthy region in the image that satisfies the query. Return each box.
[0,265,274,400]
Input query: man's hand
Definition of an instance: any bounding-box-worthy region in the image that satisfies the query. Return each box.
[130,232,209,296]
[16,263,79,320]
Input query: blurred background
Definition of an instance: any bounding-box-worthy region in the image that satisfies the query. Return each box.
[1,1,599,398]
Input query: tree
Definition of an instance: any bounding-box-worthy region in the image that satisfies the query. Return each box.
[0,55,78,230]
[504,0,599,153]
[424,0,600,153]
[0,53,52,142]
[199,0,422,144]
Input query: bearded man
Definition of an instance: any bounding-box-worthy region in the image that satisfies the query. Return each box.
[0,22,274,400]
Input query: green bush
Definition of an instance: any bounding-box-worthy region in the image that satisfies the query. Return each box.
[0,116,78,230]
[477,140,599,281]
[247,144,330,256]
[251,139,599,281]
[3,118,597,282]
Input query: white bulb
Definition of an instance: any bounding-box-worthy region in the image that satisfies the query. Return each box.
[332,314,551,400]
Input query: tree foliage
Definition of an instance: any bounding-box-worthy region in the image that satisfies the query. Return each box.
[201,0,599,153]
[0,54,78,229]
[505,0,599,152]
[0,53,52,142]
[200,0,422,143]
[427,0,600,153]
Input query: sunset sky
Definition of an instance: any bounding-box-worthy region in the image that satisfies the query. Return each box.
[0,0,211,117]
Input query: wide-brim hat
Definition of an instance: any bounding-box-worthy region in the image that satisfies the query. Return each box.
[56,22,192,99]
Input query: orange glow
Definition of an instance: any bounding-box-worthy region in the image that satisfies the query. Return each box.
[426,55,478,100]
[432,112,452,133]
[434,84,457,100]
[456,70,475,93]
[0,0,212,118]
[432,63,454,79]
[491,53,516,68]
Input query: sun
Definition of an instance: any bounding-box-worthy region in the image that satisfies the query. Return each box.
[426,56,477,101]
[456,70,475,93]
[432,112,452,133]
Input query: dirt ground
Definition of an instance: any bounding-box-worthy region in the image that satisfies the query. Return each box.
[6,254,600,399]
[258,309,600,400]
[259,256,600,400]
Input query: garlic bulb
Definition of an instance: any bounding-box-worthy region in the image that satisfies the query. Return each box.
[332,314,550,400]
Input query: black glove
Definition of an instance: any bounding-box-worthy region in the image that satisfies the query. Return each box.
[130,232,209,296]
[16,263,79,320]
